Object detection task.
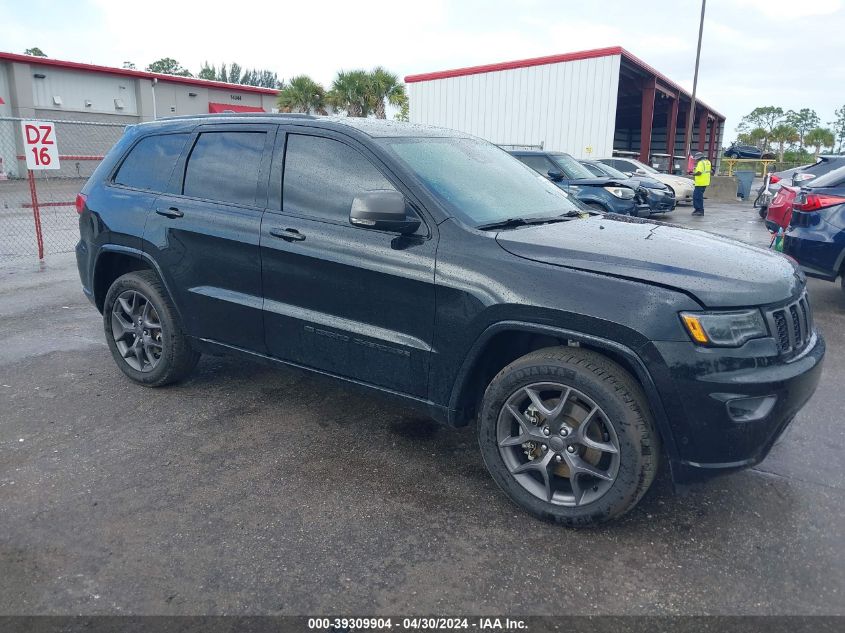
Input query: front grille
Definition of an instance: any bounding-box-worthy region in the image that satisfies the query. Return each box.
[765,291,813,356]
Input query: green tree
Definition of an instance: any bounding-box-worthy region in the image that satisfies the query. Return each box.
[198,61,216,81]
[229,63,243,85]
[832,105,845,153]
[737,106,784,150]
[24,47,46,57]
[737,126,768,149]
[784,108,820,148]
[277,75,326,114]
[394,94,409,122]
[369,67,406,119]
[769,124,799,161]
[804,127,835,159]
[219,63,228,83]
[146,57,193,77]
[329,70,372,117]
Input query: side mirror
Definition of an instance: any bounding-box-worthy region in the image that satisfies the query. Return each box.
[547,170,565,182]
[635,168,648,176]
[350,190,420,235]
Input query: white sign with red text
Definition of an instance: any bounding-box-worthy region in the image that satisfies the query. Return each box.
[21,121,60,170]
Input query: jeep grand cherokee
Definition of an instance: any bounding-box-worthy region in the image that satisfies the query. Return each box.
[76,115,824,526]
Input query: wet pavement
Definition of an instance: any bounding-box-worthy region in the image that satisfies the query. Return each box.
[1,201,843,615]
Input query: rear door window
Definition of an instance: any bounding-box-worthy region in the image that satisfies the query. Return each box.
[114,133,189,192]
[282,134,396,223]
[183,131,267,206]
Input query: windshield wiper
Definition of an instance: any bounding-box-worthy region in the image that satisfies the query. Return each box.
[476,215,572,231]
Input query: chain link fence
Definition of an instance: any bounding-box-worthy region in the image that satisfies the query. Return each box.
[0,117,126,261]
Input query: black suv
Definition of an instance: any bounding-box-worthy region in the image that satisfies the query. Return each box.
[76,115,824,527]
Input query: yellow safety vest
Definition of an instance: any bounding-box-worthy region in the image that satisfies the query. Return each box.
[694,159,712,187]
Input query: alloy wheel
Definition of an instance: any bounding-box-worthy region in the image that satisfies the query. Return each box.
[496,382,621,506]
[110,290,163,372]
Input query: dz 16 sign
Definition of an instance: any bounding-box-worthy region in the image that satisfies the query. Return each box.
[21,121,60,170]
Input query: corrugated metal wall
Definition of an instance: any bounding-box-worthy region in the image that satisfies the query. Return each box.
[408,55,621,158]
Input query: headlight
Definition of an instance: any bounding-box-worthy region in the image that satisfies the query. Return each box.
[680,310,767,347]
[604,186,635,199]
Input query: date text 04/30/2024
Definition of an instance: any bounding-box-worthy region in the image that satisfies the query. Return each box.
[307,617,528,630]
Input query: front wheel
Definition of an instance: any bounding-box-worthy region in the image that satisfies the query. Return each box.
[103,270,200,387]
[478,347,660,527]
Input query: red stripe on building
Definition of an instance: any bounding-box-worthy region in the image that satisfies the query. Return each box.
[208,102,266,113]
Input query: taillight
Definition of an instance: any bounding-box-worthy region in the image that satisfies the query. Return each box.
[770,174,781,184]
[794,173,815,183]
[793,193,845,212]
[75,193,87,214]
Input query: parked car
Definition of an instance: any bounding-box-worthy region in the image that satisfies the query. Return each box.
[723,142,775,160]
[783,165,845,290]
[597,157,696,204]
[790,155,845,187]
[509,150,648,216]
[755,165,814,218]
[76,115,824,526]
[580,158,675,214]
[764,185,799,233]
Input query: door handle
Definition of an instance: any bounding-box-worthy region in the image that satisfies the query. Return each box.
[269,227,306,242]
[156,206,184,219]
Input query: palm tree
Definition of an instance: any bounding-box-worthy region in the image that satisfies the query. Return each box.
[769,124,799,162]
[329,70,371,117]
[277,75,326,115]
[804,127,835,160]
[369,67,406,119]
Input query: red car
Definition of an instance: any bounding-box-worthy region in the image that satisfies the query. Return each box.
[765,185,799,233]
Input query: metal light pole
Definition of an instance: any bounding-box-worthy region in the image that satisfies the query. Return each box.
[684,0,706,162]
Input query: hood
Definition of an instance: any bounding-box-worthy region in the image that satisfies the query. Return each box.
[660,174,694,189]
[495,215,802,307]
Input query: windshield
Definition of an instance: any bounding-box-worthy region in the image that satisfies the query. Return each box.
[549,153,595,179]
[381,137,582,226]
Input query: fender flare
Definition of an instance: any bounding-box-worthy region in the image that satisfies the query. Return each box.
[447,320,680,461]
[93,245,182,320]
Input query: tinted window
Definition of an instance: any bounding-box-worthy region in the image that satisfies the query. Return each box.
[114,133,189,192]
[581,162,605,177]
[517,154,558,175]
[183,132,266,206]
[283,134,396,222]
[548,154,594,179]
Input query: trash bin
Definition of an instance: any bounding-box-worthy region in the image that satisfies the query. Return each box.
[735,170,755,200]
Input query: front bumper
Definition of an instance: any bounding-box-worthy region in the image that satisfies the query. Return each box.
[646,331,825,483]
[646,188,675,212]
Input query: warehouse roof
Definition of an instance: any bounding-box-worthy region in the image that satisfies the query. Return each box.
[0,51,279,95]
[405,46,724,120]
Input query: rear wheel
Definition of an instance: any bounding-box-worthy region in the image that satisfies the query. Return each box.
[478,347,660,527]
[103,270,199,387]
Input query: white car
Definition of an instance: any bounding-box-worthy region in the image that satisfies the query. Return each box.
[598,157,695,204]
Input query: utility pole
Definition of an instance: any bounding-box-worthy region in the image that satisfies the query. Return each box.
[684,0,706,162]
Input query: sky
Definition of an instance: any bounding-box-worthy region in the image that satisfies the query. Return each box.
[2,0,843,136]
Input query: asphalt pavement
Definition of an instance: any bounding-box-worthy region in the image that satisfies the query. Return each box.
[1,200,843,616]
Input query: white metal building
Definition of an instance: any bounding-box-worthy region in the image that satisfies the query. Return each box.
[406,46,725,171]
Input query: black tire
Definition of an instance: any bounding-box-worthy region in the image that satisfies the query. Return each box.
[758,205,768,219]
[478,346,660,527]
[103,270,200,387]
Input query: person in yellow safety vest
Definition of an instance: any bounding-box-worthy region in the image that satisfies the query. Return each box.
[691,151,712,216]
